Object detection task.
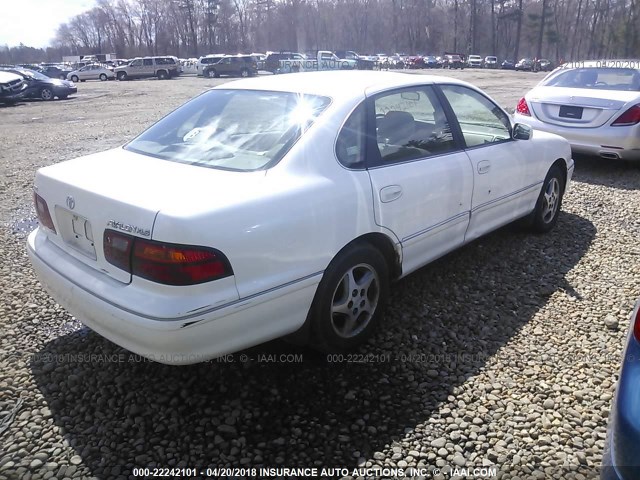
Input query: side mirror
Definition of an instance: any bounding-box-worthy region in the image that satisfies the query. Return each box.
[512,123,532,140]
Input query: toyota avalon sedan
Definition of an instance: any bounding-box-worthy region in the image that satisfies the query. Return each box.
[27,71,574,364]
[602,299,640,480]
[514,60,640,161]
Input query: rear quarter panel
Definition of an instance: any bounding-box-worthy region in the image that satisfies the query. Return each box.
[151,98,385,300]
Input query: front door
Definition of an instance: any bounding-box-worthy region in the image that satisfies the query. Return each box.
[438,84,539,242]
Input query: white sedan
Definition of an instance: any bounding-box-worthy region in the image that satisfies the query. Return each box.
[514,60,640,161]
[67,64,115,82]
[27,71,574,364]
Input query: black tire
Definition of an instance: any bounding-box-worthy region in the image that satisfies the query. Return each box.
[157,70,168,80]
[71,75,79,82]
[309,243,389,352]
[240,68,249,78]
[528,165,565,233]
[99,73,107,81]
[40,88,54,101]
[206,68,217,78]
[117,71,127,81]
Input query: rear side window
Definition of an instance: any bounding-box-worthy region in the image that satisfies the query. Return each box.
[373,87,456,164]
[336,103,366,169]
[143,59,153,66]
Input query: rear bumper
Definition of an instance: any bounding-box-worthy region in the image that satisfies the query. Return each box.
[514,114,640,161]
[27,229,318,364]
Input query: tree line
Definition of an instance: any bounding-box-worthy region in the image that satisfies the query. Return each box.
[1,0,639,65]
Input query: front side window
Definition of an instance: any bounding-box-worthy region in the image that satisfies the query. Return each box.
[373,87,455,164]
[440,84,511,147]
[125,89,331,171]
[130,59,142,67]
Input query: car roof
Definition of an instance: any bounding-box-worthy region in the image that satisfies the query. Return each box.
[219,70,473,100]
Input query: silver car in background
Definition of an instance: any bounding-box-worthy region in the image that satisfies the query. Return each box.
[514,60,640,161]
[67,64,115,82]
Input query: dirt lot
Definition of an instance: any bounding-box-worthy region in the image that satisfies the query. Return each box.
[1,70,639,480]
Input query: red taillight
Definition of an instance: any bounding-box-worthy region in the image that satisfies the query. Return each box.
[612,104,640,126]
[633,304,640,343]
[103,229,232,286]
[34,192,56,233]
[516,97,531,116]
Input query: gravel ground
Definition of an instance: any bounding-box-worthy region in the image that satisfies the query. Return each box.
[0,71,639,480]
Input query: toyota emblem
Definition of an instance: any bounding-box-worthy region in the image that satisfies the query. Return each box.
[66,196,75,210]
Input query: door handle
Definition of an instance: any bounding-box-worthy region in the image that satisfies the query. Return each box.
[380,185,403,203]
[477,160,491,174]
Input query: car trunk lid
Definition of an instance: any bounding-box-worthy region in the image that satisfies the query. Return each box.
[35,148,265,284]
[528,86,637,127]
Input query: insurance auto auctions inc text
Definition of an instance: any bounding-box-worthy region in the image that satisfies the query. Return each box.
[204,466,498,478]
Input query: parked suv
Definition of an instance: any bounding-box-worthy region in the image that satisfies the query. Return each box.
[483,56,498,69]
[444,54,464,69]
[467,54,482,68]
[196,54,225,76]
[114,56,179,80]
[202,55,258,78]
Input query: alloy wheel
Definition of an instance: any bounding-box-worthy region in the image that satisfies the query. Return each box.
[542,177,560,223]
[330,263,380,338]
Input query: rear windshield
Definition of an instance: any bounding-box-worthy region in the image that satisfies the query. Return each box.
[125,89,331,171]
[542,68,640,91]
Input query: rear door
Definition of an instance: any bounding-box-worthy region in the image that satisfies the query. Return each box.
[143,58,154,77]
[365,85,473,275]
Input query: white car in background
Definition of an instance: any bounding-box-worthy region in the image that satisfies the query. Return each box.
[468,55,483,68]
[514,60,640,161]
[67,64,115,82]
[28,71,573,364]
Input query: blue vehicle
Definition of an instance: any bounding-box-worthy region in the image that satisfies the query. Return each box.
[602,300,640,480]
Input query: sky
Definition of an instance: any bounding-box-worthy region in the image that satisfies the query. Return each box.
[1,0,96,48]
